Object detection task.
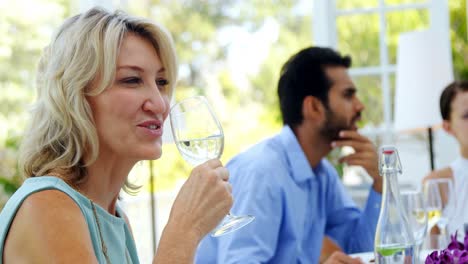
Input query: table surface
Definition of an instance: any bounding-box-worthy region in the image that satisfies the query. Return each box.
[350,249,434,263]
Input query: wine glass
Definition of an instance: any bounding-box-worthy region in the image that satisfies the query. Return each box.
[401,189,428,263]
[423,181,442,233]
[169,95,254,237]
[424,179,456,240]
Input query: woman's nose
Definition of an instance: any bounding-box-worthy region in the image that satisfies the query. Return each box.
[142,87,167,114]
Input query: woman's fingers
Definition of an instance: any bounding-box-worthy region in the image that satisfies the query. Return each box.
[215,165,230,182]
[167,158,233,239]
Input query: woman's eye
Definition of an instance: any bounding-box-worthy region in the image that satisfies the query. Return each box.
[121,77,142,85]
[156,78,169,89]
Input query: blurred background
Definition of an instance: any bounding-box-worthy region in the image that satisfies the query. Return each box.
[0,0,466,262]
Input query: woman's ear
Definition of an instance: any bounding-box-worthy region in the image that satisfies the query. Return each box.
[303,95,325,122]
[442,120,453,136]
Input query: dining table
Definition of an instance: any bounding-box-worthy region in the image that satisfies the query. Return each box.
[350,249,434,263]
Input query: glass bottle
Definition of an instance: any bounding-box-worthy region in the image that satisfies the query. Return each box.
[374,146,415,263]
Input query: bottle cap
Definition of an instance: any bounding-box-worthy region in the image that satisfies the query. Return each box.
[378,145,402,176]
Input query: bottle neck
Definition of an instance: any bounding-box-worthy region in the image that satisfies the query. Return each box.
[381,171,401,208]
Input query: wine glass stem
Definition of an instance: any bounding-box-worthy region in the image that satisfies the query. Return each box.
[437,223,449,243]
[415,242,422,264]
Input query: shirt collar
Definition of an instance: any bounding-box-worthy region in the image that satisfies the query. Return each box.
[278,125,317,183]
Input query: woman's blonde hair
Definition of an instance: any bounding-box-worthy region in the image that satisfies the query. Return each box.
[19,7,177,192]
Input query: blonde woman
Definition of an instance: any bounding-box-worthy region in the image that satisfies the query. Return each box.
[0,7,232,263]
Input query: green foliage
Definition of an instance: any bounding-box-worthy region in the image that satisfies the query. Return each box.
[248,2,313,121]
[0,0,69,129]
[128,0,238,90]
[353,75,384,126]
[450,0,468,80]
[386,9,430,65]
[338,13,381,68]
[0,178,19,194]
[0,133,23,209]
[336,0,379,9]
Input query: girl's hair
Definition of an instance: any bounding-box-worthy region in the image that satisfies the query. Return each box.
[440,81,468,120]
[19,7,177,192]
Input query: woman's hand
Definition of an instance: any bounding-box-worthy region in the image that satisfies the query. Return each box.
[154,159,232,263]
[167,159,233,241]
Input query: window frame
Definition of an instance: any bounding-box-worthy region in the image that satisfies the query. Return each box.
[312,0,450,132]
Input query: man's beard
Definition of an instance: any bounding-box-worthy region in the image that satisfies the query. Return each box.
[319,108,361,142]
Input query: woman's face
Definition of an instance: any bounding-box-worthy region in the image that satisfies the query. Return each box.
[445,91,468,149]
[87,33,171,162]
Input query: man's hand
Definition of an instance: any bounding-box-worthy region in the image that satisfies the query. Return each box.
[331,130,382,193]
[320,236,343,263]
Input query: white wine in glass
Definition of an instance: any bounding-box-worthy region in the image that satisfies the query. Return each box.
[401,190,428,263]
[177,134,224,165]
[424,181,443,232]
[424,178,456,242]
[170,95,254,237]
[426,208,442,230]
[425,178,456,240]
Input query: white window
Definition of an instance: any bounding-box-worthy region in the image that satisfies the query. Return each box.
[313,0,449,130]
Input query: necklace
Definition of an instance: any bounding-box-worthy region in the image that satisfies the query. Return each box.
[90,200,112,264]
[90,199,133,264]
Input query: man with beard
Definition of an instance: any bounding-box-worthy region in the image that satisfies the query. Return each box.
[195,47,382,264]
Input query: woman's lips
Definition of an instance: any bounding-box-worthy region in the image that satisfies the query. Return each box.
[137,120,163,137]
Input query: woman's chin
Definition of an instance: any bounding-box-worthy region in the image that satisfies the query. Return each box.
[148,151,162,160]
[130,144,162,161]
[141,149,162,161]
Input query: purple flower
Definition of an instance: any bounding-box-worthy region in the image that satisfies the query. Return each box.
[449,231,465,251]
[440,249,454,263]
[464,231,468,250]
[423,232,468,263]
[426,251,440,264]
[453,249,465,258]
[458,251,468,264]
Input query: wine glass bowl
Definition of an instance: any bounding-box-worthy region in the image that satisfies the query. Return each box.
[423,178,455,235]
[170,96,224,166]
[423,181,442,232]
[169,96,254,237]
[401,189,428,263]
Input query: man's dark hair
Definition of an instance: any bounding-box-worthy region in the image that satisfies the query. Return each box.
[277,46,351,128]
[440,80,468,120]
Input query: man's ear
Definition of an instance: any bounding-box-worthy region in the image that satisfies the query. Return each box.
[303,96,326,122]
[442,120,454,136]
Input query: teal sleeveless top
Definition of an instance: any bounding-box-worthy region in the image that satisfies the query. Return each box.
[0,176,139,264]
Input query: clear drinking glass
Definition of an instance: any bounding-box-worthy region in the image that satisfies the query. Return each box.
[169,95,254,237]
[424,179,456,241]
[401,189,428,263]
[423,181,442,233]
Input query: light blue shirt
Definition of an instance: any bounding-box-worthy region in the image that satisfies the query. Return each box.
[195,126,382,263]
